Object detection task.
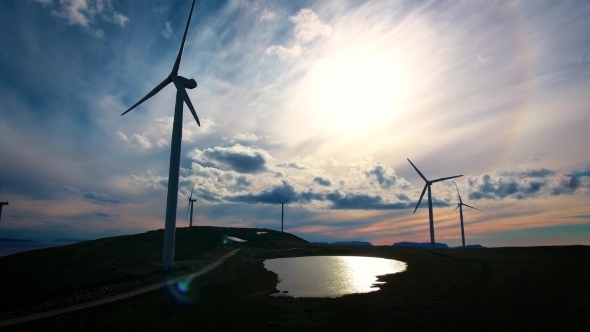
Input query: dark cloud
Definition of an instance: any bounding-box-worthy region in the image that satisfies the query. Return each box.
[549,174,581,195]
[276,162,306,170]
[573,167,590,178]
[466,170,589,200]
[313,176,331,186]
[83,192,121,205]
[94,212,112,218]
[225,181,296,204]
[204,151,266,173]
[325,190,415,210]
[235,175,252,187]
[364,163,410,190]
[195,146,269,174]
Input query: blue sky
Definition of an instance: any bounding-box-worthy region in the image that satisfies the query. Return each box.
[0,0,589,246]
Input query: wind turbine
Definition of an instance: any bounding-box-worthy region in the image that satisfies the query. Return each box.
[186,184,197,227]
[447,182,482,249]
[121,0,200,270]
[276,195,294,233]
[407,158,463,252]
[0,177,8,224]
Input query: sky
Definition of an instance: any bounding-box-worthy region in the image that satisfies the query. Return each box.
[0,0,589,247]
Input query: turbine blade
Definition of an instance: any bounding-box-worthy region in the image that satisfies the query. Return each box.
[463,203,483,211]
[407,158,427,181]
[171,76,201,126]
[190,184,195,198]
[121,77,171,116]
[171,0,197,75]
[431,175,463,183]
[454,182,462,203]
[413,184,428,214]
[284,195,295,204]
[446,205,459,219]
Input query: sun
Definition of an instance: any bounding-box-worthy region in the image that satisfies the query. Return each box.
[311,50,406,131]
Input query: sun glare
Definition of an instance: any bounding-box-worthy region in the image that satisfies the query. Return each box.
[312,50,405,130]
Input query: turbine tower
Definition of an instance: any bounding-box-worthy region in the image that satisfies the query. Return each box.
[186,184,197,227]
[0,177,8,224]
[447,182,482,249]
[276,195,294,233]
[407,158,462,252]
[121,0,200,270]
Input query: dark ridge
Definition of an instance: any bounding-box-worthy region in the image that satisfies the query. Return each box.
[393,241,449,248]
[0,238,37,243]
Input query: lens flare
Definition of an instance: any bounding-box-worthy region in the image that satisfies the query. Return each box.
[165,275,197,304]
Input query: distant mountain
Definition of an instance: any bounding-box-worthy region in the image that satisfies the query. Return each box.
[332,241,373,246]
[0,237,37,242]
[50,239,88,243]
[393,242,449,249]
[313,241,373,246]
[454,244,486,249]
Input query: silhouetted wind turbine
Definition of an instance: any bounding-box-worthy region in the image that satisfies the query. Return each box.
[276,195,294,233]
[447,182,482,249]
[0,177,8,224]
[407,158,463,252]
[120,0,199,270]
[186,184,196,227]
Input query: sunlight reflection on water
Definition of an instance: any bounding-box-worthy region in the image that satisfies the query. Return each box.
[264,256,407,298]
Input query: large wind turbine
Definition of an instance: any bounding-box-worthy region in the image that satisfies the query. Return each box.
[0,177,8,224]
[121,0,200,270]
[276,195,294,233]
[407,159,462,252]
[447,182,482,249]
[186,184,197,227]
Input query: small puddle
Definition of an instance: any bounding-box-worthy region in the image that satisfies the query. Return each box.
[264,256,407,298]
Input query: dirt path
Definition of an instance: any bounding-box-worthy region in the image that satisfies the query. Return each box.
[0,249,240,328]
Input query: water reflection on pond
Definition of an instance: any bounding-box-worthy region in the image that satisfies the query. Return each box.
[264,256,407,298]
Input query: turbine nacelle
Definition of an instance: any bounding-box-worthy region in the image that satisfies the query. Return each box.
[176,75,197,89]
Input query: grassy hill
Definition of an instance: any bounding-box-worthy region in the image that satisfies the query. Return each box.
[0,226,308,320]
[1,227,589,331]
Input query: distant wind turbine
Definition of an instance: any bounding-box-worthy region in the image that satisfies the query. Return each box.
[120,0,199,270]
[186,184,197,227]
[0,177,8,224]
[407,158,463,252]
[276,195,295,233]
[447,182,483,249]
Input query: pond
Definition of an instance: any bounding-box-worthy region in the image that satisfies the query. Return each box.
[264,256,407,298]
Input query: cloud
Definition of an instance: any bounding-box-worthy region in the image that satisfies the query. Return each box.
[156,138,168,148]
[94,212,112,218]
[289,8,332,42]
[162,21,172,38]
[34,0,129,36]
[276,162,306,170]
[229,133,261,143]
[188,144,270,174]
[259,9,276,22]
[265,44,302,59]
[183,118,218,142]
[110,11,129,27]
[465,165,590,200]
[226,180,296,204]
[83,191,121,205]
[364,163,411,190]
[129,133,151,150]
[116,131,128,141]
[313,176,331,186]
